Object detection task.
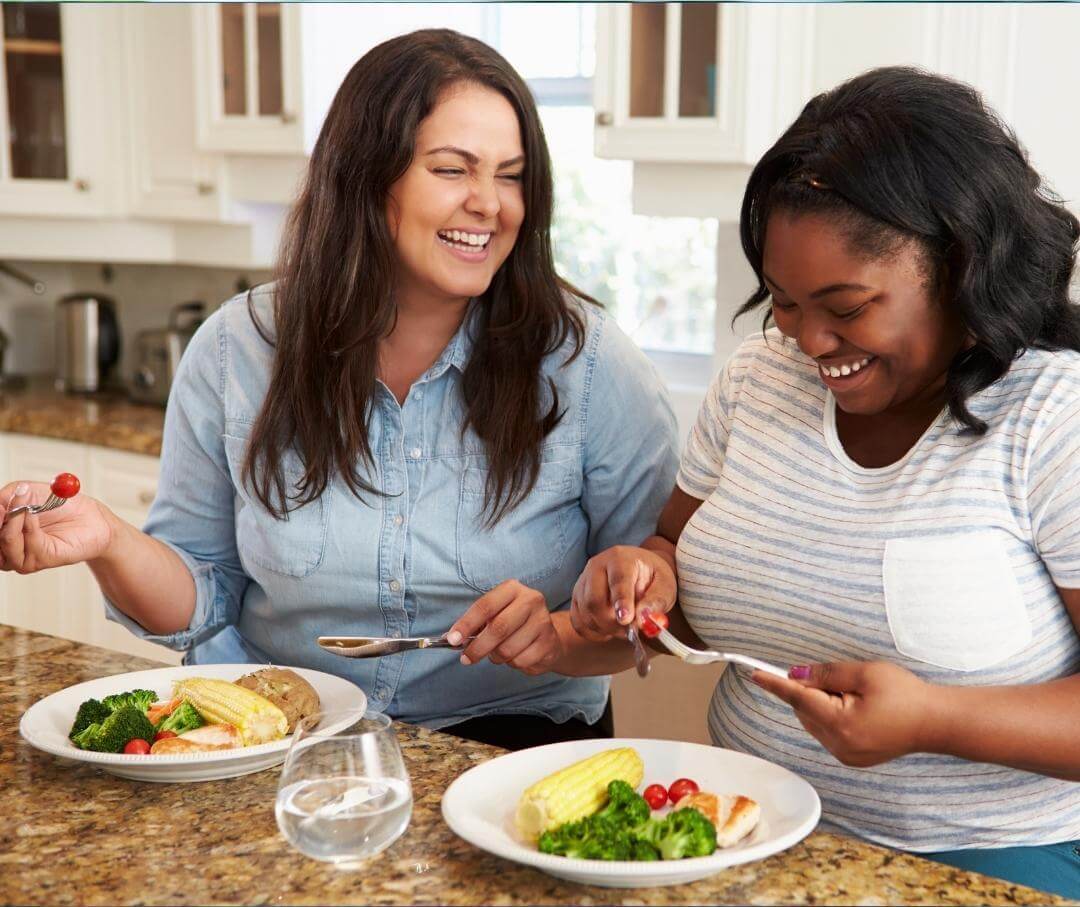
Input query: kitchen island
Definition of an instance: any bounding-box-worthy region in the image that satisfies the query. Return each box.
[1,626,1070,906]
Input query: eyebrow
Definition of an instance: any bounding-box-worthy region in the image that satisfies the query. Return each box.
[763,273,874,299]
[424,145,525,169]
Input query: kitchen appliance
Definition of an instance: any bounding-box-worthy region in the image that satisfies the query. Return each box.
[55,293,120,393]
[129,301,205,405]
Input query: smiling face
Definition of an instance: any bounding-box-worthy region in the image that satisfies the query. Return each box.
[762,212,965,418]
[386,81,526,310]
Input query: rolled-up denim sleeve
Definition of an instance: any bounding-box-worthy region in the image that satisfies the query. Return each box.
[581,315,680,554]
[104,308,248,651]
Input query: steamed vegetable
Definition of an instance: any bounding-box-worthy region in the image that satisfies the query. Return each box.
[101,689,157,714]
[71,706,156,753]
[69,699,112,740]
[173,678,287,745]
[154,700,204,736]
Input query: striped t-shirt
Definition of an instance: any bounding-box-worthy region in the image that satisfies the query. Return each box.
[676,329,1080,851]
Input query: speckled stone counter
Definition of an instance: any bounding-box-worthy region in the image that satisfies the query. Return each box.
[1,626,1071,906]
[0,380,165,456]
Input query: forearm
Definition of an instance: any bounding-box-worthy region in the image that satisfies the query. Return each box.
[925,675,1080,781]
[548,611,653,676]
[87,507,196,635]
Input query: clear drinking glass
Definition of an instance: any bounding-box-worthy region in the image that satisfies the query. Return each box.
[275,710,413,868]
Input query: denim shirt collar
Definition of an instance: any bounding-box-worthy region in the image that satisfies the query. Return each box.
[425,298,478,380]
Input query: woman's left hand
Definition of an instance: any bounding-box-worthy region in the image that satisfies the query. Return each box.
[751,661,939,767]
[446,579,563,676]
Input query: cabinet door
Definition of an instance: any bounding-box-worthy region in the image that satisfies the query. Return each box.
[0,435,93,640]
[193,2,303,154]
[0,2,111,216]
[86,447,180,664]
[121,5,224,222]
[594,3,812,165]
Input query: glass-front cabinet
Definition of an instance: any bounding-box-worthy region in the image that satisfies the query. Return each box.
[0,2,108,215]
[594,3,812,164]
[194,2,304,154]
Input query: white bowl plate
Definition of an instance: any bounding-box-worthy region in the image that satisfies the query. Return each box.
[19,663,367,783]
[441,737,820,888]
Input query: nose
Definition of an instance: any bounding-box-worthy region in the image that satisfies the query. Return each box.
[794,311,841,360]
[465,175,500,220]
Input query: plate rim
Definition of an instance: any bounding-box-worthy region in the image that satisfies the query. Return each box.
[440,737,821,879]
[18,663,367,767]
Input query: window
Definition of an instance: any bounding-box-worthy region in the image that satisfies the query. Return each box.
[488,4,719,362]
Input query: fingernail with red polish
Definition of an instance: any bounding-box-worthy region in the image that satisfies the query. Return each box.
[789,665,811,680]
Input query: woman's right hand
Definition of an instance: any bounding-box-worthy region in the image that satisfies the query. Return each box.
[0,481,114,574]
[570,545,677,643]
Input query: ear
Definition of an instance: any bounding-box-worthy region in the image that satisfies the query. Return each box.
[385,192,402,240]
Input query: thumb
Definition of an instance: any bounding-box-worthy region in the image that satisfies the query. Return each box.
[790,661,864,693]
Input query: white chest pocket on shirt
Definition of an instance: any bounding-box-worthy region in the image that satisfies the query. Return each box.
[223,434,331,578]
[882,532,1032,672]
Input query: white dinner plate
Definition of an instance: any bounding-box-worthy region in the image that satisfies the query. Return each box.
[441,737,820,888]
[19,663,367,783]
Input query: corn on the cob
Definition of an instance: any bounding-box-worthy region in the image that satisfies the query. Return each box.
[514,747,644,840]
[173,677,288,746]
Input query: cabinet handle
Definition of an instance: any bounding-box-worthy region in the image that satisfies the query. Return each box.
[74,178,90,192]
[595,111,613,127]
[280,111,297,124]
[137,490,156,506]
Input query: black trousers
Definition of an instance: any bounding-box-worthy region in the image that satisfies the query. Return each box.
[441,697,614,751]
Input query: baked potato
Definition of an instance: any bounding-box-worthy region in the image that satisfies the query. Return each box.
[233,667,320,732]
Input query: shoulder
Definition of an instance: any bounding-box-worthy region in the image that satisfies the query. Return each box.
[974,347,1080,427]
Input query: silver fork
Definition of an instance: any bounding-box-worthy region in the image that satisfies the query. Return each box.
[3,493,67,523]
[654,626,789,678]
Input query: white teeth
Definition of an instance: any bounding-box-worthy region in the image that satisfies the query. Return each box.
[820,356,872,380]
[438,230,491,251]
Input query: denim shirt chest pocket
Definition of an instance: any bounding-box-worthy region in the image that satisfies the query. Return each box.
[222,427,332,578]
[456,457,578,593]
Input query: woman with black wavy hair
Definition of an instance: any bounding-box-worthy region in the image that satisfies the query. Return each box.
[565,67,1080,896]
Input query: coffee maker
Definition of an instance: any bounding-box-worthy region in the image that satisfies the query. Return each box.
[55,293,120,393]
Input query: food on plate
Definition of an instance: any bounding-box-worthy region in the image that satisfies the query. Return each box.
[673,790,719,825]
[233,666,320,732]
[538,780,717,861]
[101,688,157,714]
[173,677,288,746]
[514,747,644,841]
[70,706,156,753]
[667,777,699,804]
[50,472,81,499]
[154,700,204,736]
[639,610,669,638]
[642,783,668,810]
[123,738,151,755]
[673,790,761,846]
[150,723,243,754]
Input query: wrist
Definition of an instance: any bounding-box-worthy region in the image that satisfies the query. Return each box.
[87,503,126,570]
[916,680,961,756]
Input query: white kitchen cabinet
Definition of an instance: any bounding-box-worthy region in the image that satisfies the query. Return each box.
[120,5,226,222]
[0,434,180,665]
[0,2,116,217]
[593,3,813,165]
[193,2,305,155]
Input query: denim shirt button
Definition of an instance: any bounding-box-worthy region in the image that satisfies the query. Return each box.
[393,514,404,526]
[409,447,422,459]
[389,579,401,592]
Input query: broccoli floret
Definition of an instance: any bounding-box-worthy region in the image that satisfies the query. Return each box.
[594,780,651,827]
[101,689,157,714]
[651,807,717,860]
[69,698,112,739]
[539,816,635,861]
[631,839,660,861]
[155,700,204,735]
[71,706,156,753]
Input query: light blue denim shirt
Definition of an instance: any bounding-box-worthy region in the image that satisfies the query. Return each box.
[106,285,679,728]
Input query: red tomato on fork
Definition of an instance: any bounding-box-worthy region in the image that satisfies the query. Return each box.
[50,472,80,499]
[639,610,669,639]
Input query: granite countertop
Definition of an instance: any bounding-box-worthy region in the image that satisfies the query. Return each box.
[0,379,165,456]
[1,626,1070,906]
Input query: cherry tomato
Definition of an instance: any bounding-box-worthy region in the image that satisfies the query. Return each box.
[123,738,151,755]
[639,610,670,639]
[668,777,699,804]
[643,784,668,810]
[50,472,81,499]
[153,730,177,742]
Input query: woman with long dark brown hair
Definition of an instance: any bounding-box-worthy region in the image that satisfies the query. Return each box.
[0,30,678,749]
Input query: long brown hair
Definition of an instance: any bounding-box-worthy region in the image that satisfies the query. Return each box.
[244,29,586,523]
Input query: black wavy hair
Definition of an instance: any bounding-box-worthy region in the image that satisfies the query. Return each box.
[738,66,1080,433]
